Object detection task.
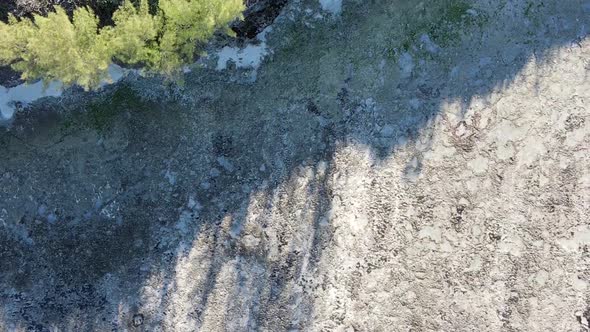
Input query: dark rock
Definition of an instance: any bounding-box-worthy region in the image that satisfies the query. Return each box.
[232,0,289,39]
[132,313,144,327]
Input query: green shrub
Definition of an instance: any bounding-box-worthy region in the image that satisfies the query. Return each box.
[0,0,244,90]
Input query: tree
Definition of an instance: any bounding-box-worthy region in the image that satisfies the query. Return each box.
[108,0,160,67]
[0,0,244,90]
[155,0,243,75]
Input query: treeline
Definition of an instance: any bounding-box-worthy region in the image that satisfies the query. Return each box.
[0,0,244,90]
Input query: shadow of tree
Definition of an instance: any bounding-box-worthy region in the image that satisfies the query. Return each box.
[0,0,588,330]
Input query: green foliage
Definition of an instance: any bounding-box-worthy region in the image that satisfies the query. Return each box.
[87,85,144,131]
[0,15,34,63]
[446,1,472,23]
[390,0,487,55]
[0,0,244,90]
[1,7,114,89]
[155,0,243,75]
[108,0,160,66]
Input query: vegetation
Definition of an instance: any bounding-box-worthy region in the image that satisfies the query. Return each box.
[382,0,487,58]
[0,0,244,90]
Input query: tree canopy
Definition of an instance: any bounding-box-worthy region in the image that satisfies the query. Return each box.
[0,0,244,90]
